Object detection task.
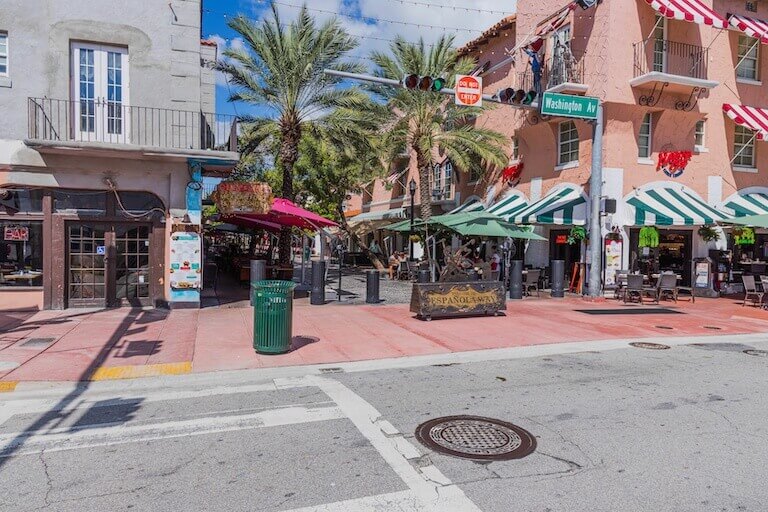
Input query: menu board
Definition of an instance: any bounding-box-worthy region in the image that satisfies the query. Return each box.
[694,261,710,288]
[604,237,623,287]
[4,226,28,241]
[169,232,201,290]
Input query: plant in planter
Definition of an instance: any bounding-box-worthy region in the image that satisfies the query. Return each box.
[409,234,421,243]
[697,225,721,244]
[733,226,755,245]
[638,226,659,248]
[567,226,587,245]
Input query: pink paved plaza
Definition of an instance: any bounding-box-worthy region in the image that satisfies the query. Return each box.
[2,296,768,383]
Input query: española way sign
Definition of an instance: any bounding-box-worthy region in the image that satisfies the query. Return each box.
[540,92,599,120]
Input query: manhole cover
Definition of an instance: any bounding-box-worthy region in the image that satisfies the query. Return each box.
[744,349,768,357]
[415,415,536,461]
[629,342,671,350]
[19,337,56,348]
[703,326,722,330]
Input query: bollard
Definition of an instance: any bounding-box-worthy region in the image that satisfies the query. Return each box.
[366,270,380,304]
[249,260,266,306]
[310,260,326,305]
[509,260,523,299]
[551,259,565,298]
[418,269,431,283]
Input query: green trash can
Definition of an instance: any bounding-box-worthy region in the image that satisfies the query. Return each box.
[252,280,297,354]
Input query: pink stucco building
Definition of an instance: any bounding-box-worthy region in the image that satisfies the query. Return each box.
[347,0,768,289]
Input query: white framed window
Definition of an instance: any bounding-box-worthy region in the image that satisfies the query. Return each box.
[71,42,129,143]
[736,35,759,81]
[694,120,706,149]
[638,113,652,158]
[0,32,8,76]
[733,125,756,168]
[442,161,453,199]
[558,121,579,166]
[652,14,667,73]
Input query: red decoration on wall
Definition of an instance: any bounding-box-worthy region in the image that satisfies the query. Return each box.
[501,162,524,185]
[656,151,692,178]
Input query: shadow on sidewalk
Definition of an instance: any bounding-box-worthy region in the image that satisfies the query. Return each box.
[0,309,163,468]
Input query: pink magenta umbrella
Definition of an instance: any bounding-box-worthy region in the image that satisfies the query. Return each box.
[237,198,338,231]
[223,214,282,232]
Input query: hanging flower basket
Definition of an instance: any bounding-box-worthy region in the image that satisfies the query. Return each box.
[656,151,692,178]
[501,162,523,185]
[213,181,272,215]
[697,225,720,243]
[566,226,587,245]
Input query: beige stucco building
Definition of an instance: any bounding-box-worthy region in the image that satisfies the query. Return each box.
[347,0,767,289]
[0,0,238,311]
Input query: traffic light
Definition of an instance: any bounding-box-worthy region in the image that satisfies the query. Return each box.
[496,88,537,106]
[403,74,445,92]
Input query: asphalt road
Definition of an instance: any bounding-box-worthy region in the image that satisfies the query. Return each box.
[1,332,768,511]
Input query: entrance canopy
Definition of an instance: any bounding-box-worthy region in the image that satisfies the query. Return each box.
[643,0,728,29]
[447,199,484,214]
[728,13,768,45]
[509,184,587,226]
[486,190,529,221]
[625,185,727,226]
[719,213,768,229]
[720,190,768,217]
[723,104,768,141]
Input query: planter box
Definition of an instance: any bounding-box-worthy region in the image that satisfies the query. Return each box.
[410,281,506,320]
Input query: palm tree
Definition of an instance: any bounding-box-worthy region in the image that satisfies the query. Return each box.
[371,36,508,222]
[217,4,369,264]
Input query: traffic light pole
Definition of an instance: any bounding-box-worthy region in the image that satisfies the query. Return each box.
[587,103,603,298]
[323,70,536,108]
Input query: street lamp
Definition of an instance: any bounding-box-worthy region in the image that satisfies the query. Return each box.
[409,178,417,261]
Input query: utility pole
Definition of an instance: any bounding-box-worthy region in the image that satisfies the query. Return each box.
[588,103,603,298]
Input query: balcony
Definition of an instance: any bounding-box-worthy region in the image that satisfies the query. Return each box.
[516,55,587,97]
[631,39,718,99]
[26,97,238,159]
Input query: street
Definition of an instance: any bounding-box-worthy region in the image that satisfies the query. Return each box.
[1,333,767,512]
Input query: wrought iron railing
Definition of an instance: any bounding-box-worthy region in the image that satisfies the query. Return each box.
[515,55,585,92]
[27,97,238,152]
[632,38,709,80]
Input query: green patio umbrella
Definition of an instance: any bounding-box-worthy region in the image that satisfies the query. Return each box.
[428,212,547,240]
[383,219,422,232]
[719,213,768,228]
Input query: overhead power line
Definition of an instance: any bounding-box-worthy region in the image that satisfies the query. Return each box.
[372,0,514,16]
[204,1,488,34]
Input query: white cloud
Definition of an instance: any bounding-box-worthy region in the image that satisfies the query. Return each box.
[246,0,518,70]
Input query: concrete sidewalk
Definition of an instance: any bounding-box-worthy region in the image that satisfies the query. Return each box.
[2,295,768,385]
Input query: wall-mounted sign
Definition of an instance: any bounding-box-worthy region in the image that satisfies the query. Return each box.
[4,226,28,241]
[169,231,201,290]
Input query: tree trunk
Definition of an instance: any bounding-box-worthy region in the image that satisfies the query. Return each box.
[415,148,432,222]
[336,204,386,270]
[277,119,301,266]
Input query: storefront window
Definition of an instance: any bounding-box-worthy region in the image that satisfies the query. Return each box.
[0,220,43,287]
[116,191,165,218]
[54,190,107,215]
[0,188,43,214]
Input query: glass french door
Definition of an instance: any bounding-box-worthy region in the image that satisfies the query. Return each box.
[67,223,152,308]
[71,43,129,144]
[652,15,667,73]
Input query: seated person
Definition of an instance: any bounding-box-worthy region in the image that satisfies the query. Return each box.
[388,252,401,280]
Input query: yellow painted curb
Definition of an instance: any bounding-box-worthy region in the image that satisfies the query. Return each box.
[90,362,192,381]
[0,381,18,393]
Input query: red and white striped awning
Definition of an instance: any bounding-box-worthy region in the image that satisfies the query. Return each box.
[526,2,578,52]
[644,0,728,29]
[728,13,768,44]
[723,104,768,141]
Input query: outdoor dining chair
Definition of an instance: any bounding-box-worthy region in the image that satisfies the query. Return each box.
[624,274,645,304]
[524,269,540,297]
[396,261,410,281]
[614,270,629,301]
[657,272,679,302]
[742,275,764,307]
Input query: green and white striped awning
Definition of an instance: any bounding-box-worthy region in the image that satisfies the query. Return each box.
[448,199,485,214]
[626,186,727,226]
[721,190,768,217]
[509,185,588,225]
[486,191,529,221]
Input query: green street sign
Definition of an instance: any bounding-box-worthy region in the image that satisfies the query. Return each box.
[540,92,599,120]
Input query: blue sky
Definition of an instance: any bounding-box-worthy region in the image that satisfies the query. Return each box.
[202,0,517,118]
